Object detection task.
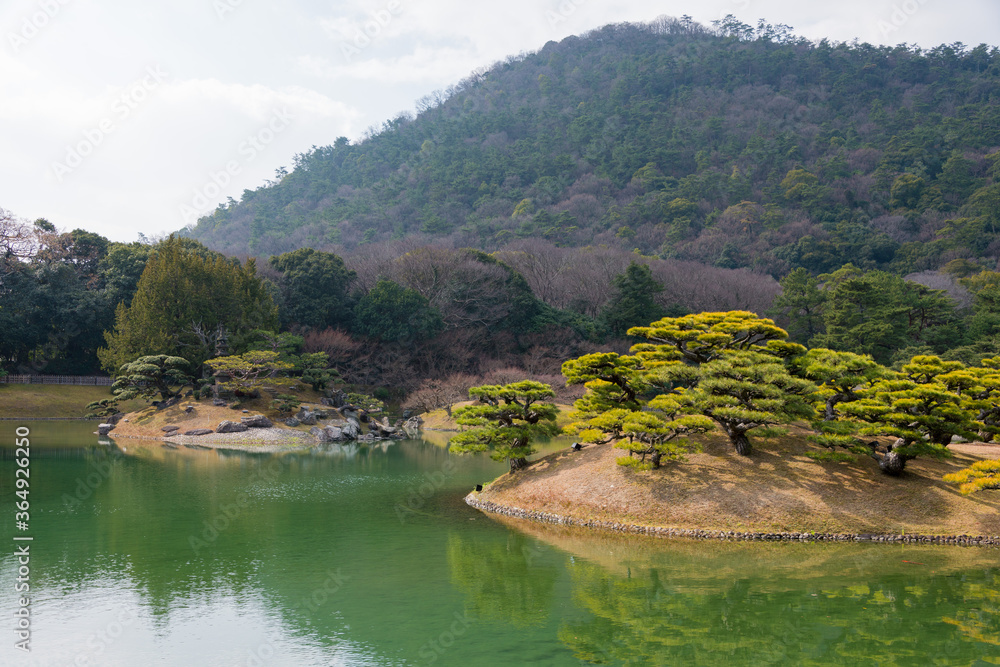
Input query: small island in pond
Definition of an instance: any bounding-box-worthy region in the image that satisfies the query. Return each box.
[454,312,1000,545]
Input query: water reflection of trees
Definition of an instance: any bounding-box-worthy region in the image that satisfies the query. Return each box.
[559,559,1000,665]
[446,531,559,629]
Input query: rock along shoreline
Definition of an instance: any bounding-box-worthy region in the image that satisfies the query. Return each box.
[465,494,1000,547]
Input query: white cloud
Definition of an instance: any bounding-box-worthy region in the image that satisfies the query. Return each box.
[297,46,482,84]
[159,78,358,121]
[1,0,998,241]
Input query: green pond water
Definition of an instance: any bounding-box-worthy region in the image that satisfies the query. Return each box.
[2,421,999,666]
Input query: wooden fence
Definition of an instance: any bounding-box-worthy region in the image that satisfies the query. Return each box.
[1,374,112,386]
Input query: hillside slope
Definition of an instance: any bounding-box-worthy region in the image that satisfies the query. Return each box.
[190,16,1000,278]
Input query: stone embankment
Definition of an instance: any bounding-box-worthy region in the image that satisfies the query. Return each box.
[466,495,1000,547]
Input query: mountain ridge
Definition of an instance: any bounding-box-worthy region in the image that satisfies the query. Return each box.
[189,15,1000,279]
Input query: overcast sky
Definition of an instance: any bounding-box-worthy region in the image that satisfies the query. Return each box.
[2,0,998,242]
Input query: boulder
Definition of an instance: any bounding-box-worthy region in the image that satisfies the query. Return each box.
[216,420,248,433]
[184,405,195,414]
[297,410,317,426]
[241,415,272,428]
[369,417,400,437]
[246,414,273,427]
[323,419,358,441]
[310,426,327,442]
[402,416,422,435]
[284,417,301,427]
[326,390,348,408]
[109,412,126,425]
[161,425,180,433]
[97,423,114,436]
[213,399,227,407]
[184,428,214,436]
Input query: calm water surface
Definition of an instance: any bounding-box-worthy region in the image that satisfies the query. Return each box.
[1,421,999,666]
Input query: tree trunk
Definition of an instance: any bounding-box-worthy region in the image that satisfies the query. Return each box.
[650,450,662,469]
[508,457,528,472]
[878,451,906,476]
[729,430,753,456]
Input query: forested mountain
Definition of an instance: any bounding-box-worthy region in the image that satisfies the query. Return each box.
[190,15,1000,278]
[6,16,1000,387]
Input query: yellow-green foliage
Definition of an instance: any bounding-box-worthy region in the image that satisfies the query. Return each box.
[943,459,1000,495]
[205,350,294,396]
[628,311,789,364]
[450,381,558,471]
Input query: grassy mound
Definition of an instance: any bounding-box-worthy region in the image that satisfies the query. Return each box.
[474,426,1000,537]
[108,391,328,439]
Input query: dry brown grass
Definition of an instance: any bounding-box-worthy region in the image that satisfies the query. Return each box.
[109,394,324,439]
[0,384,145,419]
[478,425,1000,537]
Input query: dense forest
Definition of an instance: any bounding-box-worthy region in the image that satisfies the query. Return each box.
[190,15,1000,279]
[3,16,1000,401]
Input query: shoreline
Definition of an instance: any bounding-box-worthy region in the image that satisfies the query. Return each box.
[464,430,1000,546]
[465,494,1000,547]
[106,427,400,454]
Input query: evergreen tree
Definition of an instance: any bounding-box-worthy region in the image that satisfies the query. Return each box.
[812,267,960,365]
[204,350,295,397]
[628,311,794,364]
[944,459,1000,495]
[98,236,278,374]
[450,381,558,472]
[769,268,826,344]
[106,355,193,404]
[269,248,356,330]
[683,350,816,456]
[353,279,443,343]
[838,371,975,476]
[795,348,888,421]
[600,262,666,337]
[562,352,711,469]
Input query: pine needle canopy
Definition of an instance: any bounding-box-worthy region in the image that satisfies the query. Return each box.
[627,311,789,364]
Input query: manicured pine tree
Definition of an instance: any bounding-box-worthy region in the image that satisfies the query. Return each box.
[108,355,193,404]
[838,372,976,476]
[562,352,711,468]
[944,459,1000,495]
[794,348,888,421]
[628,311,793,364]
[613,395,713,469]
[683,350,816,456]
[450,381,558,472]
